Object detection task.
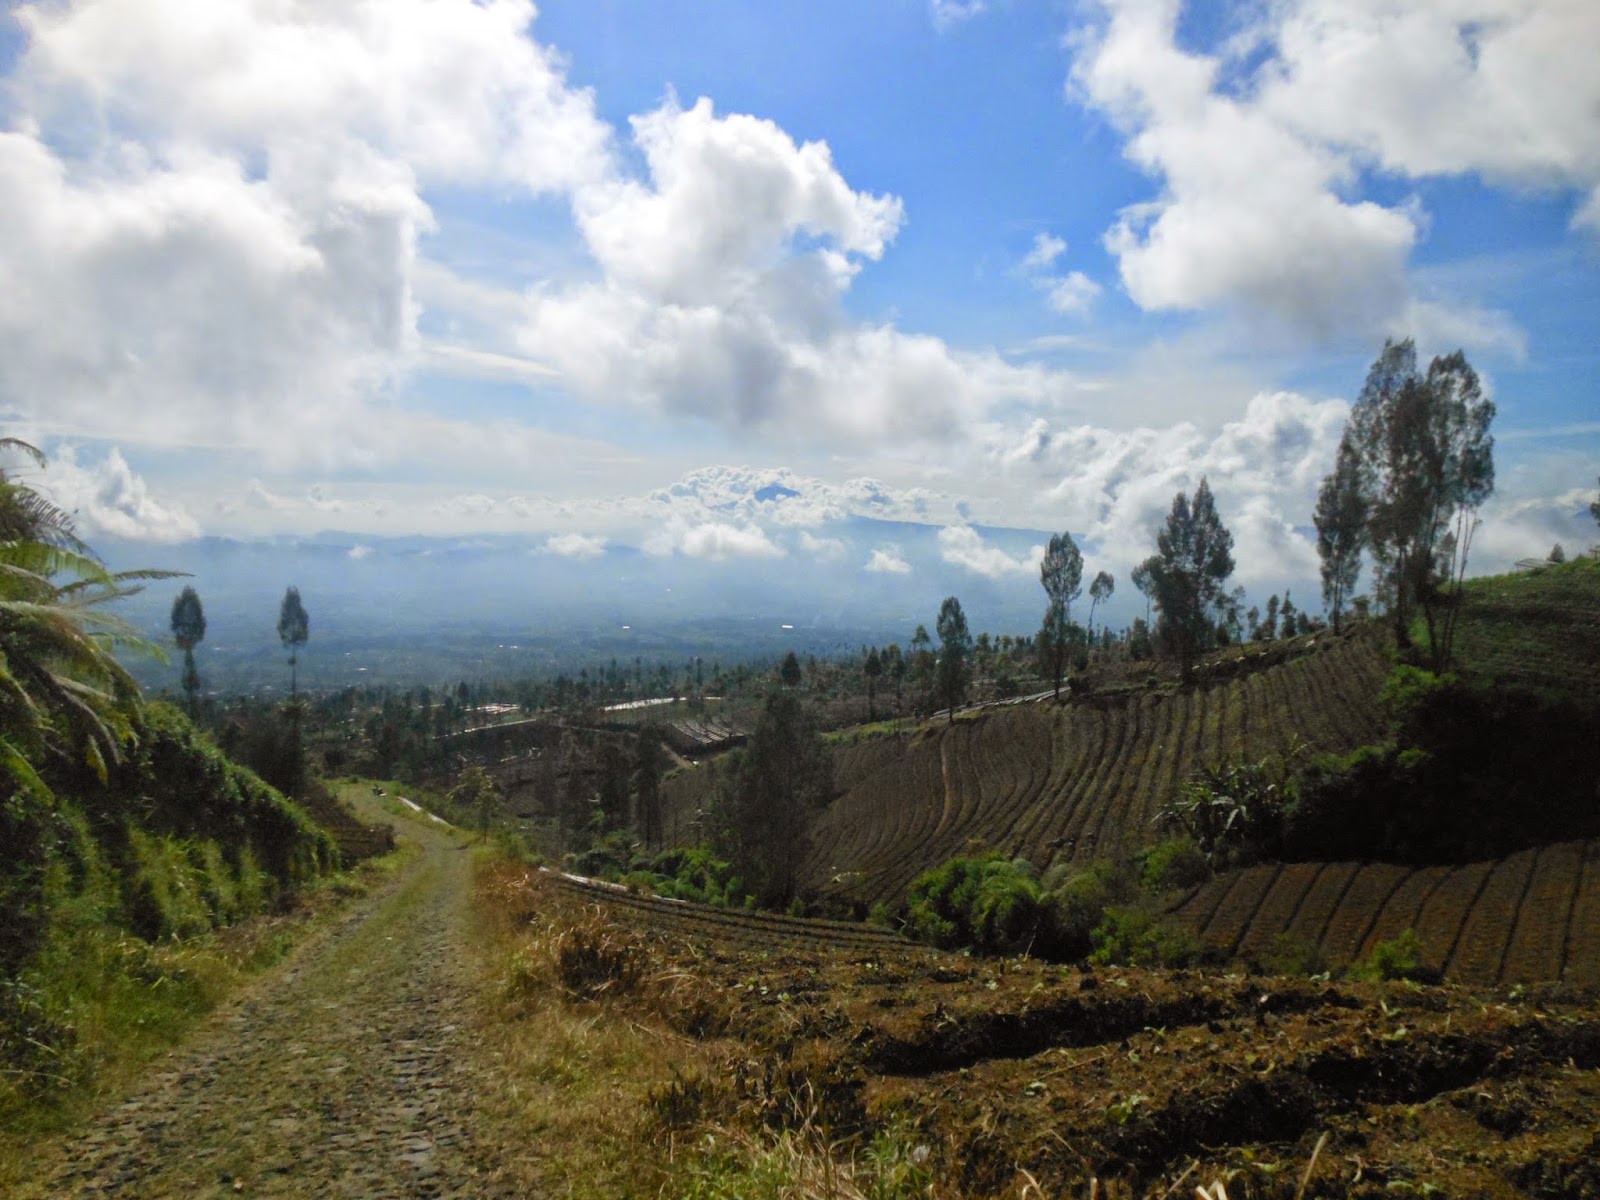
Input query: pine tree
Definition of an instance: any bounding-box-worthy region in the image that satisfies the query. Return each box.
[170,586,206,716]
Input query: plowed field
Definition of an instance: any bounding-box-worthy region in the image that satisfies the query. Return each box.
[522,871,1600,1198]
[1170,839,1600,986]
[803,628,1389,907]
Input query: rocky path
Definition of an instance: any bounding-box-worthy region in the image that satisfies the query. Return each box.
[16,812,524,1199]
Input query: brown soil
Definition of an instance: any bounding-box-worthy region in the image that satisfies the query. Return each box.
[10,810,526,1199]
[537,874,1600,1198]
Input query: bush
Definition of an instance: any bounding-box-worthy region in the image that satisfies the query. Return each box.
[906,855,1046,954]
[1088,907,1200,968]
[1041,860,1131,959]
[1350,929,1438,983]
[1136,836,1211,894]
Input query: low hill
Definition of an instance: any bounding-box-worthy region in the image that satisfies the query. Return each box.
[1450,556,1600,702]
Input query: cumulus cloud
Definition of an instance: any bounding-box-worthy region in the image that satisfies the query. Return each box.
[541,532,607,559]
[348,544,373,560]
[646,519,784,562]
[798,531,846,560]
[930,0,986,31]
[41,445,199,542]
[865,547,913,575]
[992,390,1347,586]
[521,96,1080,441]
[2,0,607,464]
[1017,232,1102,316]
[937,525,1045,580]
[1068,0,1599,343]
[642,465,955,529]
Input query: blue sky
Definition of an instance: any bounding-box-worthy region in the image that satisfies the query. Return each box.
[1,0,1597,611]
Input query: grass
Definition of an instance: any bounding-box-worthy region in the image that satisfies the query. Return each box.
[0,835,407,1182]
[464,858,953,1199]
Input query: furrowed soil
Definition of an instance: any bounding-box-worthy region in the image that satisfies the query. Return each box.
[8,798,531,1199]
[531,874,1600,1199]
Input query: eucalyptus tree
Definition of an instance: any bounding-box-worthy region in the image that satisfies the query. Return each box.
[1087,570,1115,638]
[170,585,206,714]
[1138,478,1235,682]
[935,595,973,722]
[1038,531,1083,701]
[1314,436,1367,633]
[1340,339,1495,664]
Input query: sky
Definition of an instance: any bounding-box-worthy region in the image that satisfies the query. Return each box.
[2,0,1597,615]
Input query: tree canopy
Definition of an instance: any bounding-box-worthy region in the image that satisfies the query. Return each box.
[1339,339,1494,664]
[1038,531,1084,701]
[1138,477,1235,682]
[935,595,972,721]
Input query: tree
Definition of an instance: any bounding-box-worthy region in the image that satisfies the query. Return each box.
[449,764,500,841]
[278,587,310,698]
[1314,434,1367,633]
[710,687,831,905]
[909,624,934,685]
[779,650,802,688]
[1343,339,1494,664]
[1087,570,1115,637]
[935,596,972,722]
[1590,477,1600,534]
[1138,478,1235,682]
[863,647,882,722]
[632,728,667,849]
[1038,531,1083,701]
[1130,560,1153,623]
[170,585,206,715]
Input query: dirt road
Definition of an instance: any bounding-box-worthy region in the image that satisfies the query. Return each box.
[16,803,523,1199]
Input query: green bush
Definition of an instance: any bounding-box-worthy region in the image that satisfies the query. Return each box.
[1136,836,1212,894]
[906,855,1046,954]
[1088,907,1200,968]
[1350,929,1437,983]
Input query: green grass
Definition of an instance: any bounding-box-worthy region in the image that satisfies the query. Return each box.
[1448,557,1600,701]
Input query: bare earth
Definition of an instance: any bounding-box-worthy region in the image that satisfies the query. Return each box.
[14,811,524,1199]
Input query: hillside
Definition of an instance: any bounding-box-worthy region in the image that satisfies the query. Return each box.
[1169,839,1600,987]
[1450,556,1600,702]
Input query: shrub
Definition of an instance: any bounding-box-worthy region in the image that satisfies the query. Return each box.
[1136,836,1212,894]
[1350,929,1437,983]
[906,855,1046,954]
[1088,907,1200,968]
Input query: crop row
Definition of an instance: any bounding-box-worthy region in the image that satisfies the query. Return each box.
[1170,838,1600,985]
[539,871,920,955]
[802,628,1390,907]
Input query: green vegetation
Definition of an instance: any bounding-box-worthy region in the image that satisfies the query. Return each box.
[1136,476,1236,681]
[1349,929,1436,984]
[904,847,1205,967]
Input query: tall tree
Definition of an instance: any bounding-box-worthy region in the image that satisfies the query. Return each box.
[1589,477,1599,534]
[935,595,972,722]
[277,586,310,797]
[863,647,882,722]
[631,727,667,850]
[1314,434,1367,633]
[1130,560,1153,623]
[710,687,831,906]
[1087,570,1115,638]
[170,585,206,715]
[1344,339,1495,664]
[1038,532,1083,701]
[779,650,802,688]
[277,587,310,698]
[1138,478,1235,682]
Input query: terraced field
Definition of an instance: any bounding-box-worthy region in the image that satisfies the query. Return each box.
[540,870,919,956]
[1170,839,1600,986]
[802,627,1390,907]
[522,871,1600,1197]
[1452,558,1600,703]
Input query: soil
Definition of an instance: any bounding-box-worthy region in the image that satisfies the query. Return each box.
[11,806,525,1199]
[540,874,1600,1198]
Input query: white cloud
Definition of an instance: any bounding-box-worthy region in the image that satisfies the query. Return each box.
[1017,231,1102,317]
[930,0,987,32]
[521,96,1082,442]
[992,390,1347,587]
[646,519,784,562]
[865,547,912,575]
[40,445,199,542]
[937,525,1045,580]
[798,531,846,560]
[348,544,373,560]
[2,0,608,465]
[1067,0,1598,344]
[1022,233,1067,272]
[541,532,607,559]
